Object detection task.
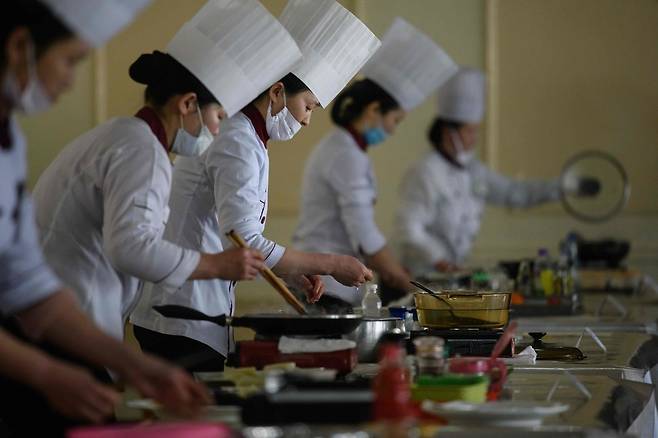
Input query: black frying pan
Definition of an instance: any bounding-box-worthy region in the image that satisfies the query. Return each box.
[153,305,363,337]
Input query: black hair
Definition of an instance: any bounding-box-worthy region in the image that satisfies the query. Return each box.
[427,117,463,149]
[1,0,75,70]
[129,51,219,108]
[254,73,310,102]
[330,78,400,128]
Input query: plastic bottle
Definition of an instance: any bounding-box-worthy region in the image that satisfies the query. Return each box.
[403,311,415,333]
[516,259,534,296]
[566,232,580,296]
[373,343,412,421]
[552,254,566,296]
[362,283,382,317]
[534,248,554,296]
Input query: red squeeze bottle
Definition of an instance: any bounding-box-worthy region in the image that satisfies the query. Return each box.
[372,343,412,421]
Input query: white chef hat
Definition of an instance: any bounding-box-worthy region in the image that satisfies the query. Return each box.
[39,0,151,47]
[279,0,380,108]
[360,18,458,112]
[436,67,486,123]
[167,0,302,117]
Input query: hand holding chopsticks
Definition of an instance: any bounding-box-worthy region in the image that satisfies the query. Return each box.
[226,230,307,315]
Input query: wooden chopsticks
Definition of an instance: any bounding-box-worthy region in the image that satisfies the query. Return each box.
[226,230,307,315]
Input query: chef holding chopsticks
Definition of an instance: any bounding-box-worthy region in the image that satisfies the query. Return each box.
[131,0,379,371]
[31,0,272,346]
[394,68,600,278]
[292,18,458,306]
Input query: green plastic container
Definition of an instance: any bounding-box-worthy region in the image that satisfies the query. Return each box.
[411,374,489,403]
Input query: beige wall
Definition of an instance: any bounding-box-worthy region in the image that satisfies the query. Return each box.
[21,57,96,186]
[476,0,658,279]
[19,0,658,318]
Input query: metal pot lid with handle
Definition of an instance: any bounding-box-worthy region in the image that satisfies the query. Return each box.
[559,150,630,223]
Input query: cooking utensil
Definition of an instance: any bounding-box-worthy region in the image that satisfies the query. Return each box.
[559,150,630,223]
[411,328,514,358]
[525,332,585,361]
[153,305,362,337]
[410,280,455,310]
[344,317,404,362]
[418,270,472,288]
[411,281,492,326]
[414,290,511,329]
[490,321,518,361]
[576,237,630,268]
[227,230,306,315]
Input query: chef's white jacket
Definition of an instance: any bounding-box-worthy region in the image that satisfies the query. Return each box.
[0,117,61,316]
[131,108,285,355]
[394,149,561,276]
[293,127,386,304]
[32,116,200,340]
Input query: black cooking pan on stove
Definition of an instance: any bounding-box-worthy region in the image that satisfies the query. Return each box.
[153,305,363,337]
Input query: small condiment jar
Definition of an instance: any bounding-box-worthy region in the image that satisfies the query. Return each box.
[413,336,445,376]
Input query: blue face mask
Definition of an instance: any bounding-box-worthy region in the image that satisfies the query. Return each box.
[363,126,388,147]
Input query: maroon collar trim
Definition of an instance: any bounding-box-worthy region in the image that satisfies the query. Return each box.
[241,103,269,147]
[135,107,168,152]
[344,125,368,152]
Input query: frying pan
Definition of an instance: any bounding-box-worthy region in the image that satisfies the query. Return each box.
[153,305,363,337]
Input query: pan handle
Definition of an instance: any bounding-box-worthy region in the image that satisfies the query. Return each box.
[152,305,228,326]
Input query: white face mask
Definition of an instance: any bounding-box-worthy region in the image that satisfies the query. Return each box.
[2,42,52,115]
[171,105,214,156]
[265,89,302,141]
[450,129,475,166]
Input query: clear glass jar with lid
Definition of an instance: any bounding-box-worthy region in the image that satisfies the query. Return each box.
[413,336,445,376]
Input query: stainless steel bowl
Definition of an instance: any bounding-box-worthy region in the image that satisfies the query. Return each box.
[344,317,404,363]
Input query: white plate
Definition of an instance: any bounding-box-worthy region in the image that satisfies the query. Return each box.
[422,400,570,428]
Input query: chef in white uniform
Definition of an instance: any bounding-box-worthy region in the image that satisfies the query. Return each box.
[131,0,379,367]
[293,18,458,306]
[32,0,270,352]
[395,68,597,277]
[1,0,211,433]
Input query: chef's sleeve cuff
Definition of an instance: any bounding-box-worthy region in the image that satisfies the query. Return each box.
[0,264,62,316]
[156,249,201,289]
[264,243,286,269]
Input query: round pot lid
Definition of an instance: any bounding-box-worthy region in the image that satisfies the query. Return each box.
[560,150,630,222]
